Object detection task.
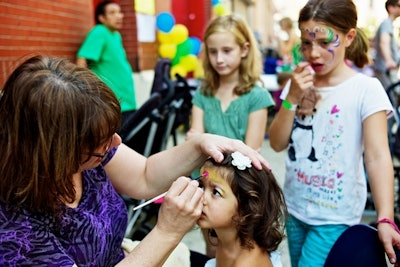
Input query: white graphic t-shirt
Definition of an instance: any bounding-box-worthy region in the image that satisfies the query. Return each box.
[281,73,393,225]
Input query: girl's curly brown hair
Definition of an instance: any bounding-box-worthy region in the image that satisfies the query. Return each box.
[201,152,287,253]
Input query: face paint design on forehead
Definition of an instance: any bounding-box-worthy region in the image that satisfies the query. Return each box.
[300,25,340,65]
[203,169,224,184]
[199,168,231,197]
[300,26,338,45]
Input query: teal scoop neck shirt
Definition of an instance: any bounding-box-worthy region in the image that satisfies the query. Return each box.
[192,85,274,141]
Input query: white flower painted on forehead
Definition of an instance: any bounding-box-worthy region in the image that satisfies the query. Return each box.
[231,151,252,170]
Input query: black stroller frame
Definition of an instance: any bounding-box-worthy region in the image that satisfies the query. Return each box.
[119,58,197,239]
[385,81,400,213]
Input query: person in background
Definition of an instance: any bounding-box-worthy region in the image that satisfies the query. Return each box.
[278,17,300,69]
[269,0,400,266]
[76,0,137,128]
[186,14,275,258]
[0,55,269,266]
[198,151,287,267]
[271,72,292,113]
[373,0,400,89]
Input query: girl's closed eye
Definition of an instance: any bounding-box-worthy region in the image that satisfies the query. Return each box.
[199,180,224,198]
[212,186,223,198]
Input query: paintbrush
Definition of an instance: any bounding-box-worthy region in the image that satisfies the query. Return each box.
[132,172,207,211]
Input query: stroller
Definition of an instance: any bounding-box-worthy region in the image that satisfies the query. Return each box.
[385,81,400,213]
[119,58,197,239]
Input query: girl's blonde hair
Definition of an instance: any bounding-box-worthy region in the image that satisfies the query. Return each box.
[201,14,263,96]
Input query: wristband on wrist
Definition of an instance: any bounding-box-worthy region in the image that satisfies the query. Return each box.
[376,218,400,234]
[282,99,298,111]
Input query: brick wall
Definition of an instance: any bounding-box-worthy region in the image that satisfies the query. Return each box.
[0,0,93,86]
[0,0,210,86]
[119,0,141,71]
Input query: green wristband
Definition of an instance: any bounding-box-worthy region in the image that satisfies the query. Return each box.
[282,99,298,111]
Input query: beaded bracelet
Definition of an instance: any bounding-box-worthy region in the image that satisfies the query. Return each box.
[376,218,400,234]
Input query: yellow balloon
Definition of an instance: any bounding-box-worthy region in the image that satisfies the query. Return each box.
[213,4,228,16]
[157,31,174,44]
[171,64,187,79]
[180,55,198,72]
[169,24,189,45]
[158,43,177,59]
[194,59,204,79]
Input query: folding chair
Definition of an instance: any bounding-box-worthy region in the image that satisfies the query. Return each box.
[324,224,388,267]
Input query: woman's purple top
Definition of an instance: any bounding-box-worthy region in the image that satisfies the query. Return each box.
[0,147,128,266]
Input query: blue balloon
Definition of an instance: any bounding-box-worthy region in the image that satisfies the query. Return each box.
[156,12,175,33]
[212,0,221,6]
[188,37,202,55]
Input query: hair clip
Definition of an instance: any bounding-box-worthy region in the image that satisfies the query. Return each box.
[231,151,252,170]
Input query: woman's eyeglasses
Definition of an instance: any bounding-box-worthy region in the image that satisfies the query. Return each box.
[90,135,114,161]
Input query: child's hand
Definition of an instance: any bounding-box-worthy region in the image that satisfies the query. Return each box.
[286,62,315,105]
[377,222,400,265]
[297,89,320,116]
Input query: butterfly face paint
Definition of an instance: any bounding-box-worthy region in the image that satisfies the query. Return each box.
[300,25,340,65]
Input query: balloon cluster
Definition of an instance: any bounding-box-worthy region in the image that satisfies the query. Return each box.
[156,12,202,78]
[212,0,229,16]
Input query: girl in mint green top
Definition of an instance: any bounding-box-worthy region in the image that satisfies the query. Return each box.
[192,85,273,141]
[187,14,274,152]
